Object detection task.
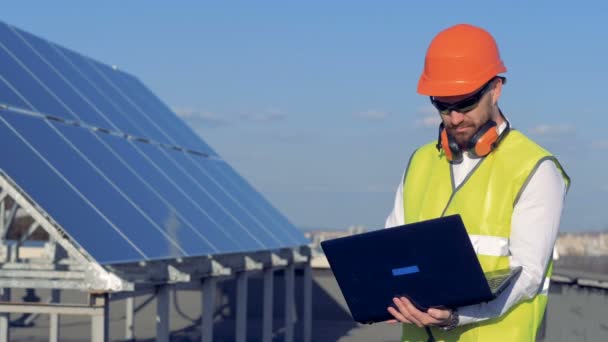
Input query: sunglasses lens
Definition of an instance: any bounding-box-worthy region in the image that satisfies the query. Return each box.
[432,101,449,112]
[431,91,483,114]
[453,98,479,113]
[430,78,495,115]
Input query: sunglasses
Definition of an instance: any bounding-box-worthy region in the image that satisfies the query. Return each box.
[430,78,498,115]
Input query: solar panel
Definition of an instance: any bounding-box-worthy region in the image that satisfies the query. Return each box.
[0,20,307,264]
[98,66,216,155]
[202,160,308,245]
[207,161,309,245]
[0,111,145,264]
[97,132,251,253]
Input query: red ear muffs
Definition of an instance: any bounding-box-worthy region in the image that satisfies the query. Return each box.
[438,126,462,162]
[436,120,509,162]
[466,120,498,158]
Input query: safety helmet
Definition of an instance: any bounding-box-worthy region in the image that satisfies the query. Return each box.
[417,24,506,96]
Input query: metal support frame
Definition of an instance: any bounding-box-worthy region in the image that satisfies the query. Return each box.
[235,272,248,342]
[275,247,308,342]
[90,293,109,342]
[125,297,134,340]
[50,289,61,342]
[2,201,18,241]
[0,250,310,341]
[156,285,170,342]
[0,288,10,342]
[0,173,313,341]
[303,261,312,342]
[201,277,216,342]
[0,302,104,316]
[262,267,274,342]
[0,174,124,342]
[0,173,128,293]
[284,263,296,342]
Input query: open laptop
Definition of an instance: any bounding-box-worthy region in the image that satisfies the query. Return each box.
[320,215,522,324]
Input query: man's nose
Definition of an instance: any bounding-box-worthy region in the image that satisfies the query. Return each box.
[448,111,465,125]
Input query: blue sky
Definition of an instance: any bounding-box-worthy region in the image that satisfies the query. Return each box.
[4,2,608,232]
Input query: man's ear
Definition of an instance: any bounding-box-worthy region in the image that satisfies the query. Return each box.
[491,78,503,105]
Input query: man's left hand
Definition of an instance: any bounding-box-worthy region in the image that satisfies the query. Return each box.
[386,297,452,328]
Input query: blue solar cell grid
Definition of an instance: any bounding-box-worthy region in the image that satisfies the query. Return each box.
[0,21,307,264]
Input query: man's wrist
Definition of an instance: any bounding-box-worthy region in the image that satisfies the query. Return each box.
[439,309,459,330]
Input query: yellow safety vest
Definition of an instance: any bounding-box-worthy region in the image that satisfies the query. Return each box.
[400,130,569,342]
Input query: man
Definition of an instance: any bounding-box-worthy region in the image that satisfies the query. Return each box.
[384,24,570,341]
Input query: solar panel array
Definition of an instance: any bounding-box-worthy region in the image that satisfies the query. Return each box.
[0,21,308,264]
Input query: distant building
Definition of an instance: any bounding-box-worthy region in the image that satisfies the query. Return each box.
[304,225,368,268]
[556,232,608,256]
[308,228,608,256]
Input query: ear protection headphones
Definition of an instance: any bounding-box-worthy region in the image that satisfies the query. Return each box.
[435,119,510,163]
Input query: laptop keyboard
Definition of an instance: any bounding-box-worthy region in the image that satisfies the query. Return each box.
[486,273,510,292]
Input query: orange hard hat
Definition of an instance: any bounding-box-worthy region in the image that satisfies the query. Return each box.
[417,24,507,96]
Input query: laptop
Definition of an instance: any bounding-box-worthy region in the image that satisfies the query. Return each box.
[320,214,522,324]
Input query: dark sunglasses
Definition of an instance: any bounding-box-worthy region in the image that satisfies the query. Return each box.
[430,77,500,115]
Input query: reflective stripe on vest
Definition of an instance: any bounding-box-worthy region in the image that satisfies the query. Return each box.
[469,234,509,257]
[400,130,569,342]
[540,277,551,296]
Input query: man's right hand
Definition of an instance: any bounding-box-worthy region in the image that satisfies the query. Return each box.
[386,297,452,328]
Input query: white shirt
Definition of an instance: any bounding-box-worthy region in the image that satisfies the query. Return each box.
[384,123,567,325]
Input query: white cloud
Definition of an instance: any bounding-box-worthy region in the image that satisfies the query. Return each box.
[271,131,310,143]
[174,107,287,126]
[353,109,389,121]
[416,115,441,128]
[415,104,441,128]
[173,107,229,127]
[592,140,608,150]
[301,184,337,193]
[530,124,575,136]
[417,104,438,115]
[240,112,286,123]
[300,184,393,194]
